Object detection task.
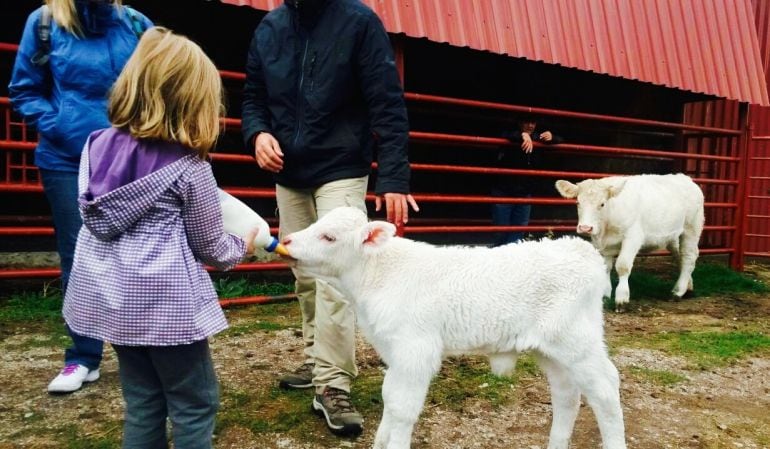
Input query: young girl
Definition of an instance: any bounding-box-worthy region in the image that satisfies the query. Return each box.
[62,27,255,448]
[9,0,152,394]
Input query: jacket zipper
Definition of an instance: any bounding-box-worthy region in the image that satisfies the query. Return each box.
[292,39,310,149]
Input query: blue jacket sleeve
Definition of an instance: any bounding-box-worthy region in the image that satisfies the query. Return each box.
[8,9,60,138]
[241,26,272,150]
[356,12,410,194]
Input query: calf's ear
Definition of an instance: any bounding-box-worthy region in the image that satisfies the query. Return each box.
[607,178,627,197]
[360,221,396,250]
[555,180,578,198]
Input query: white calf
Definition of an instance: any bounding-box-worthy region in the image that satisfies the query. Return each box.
[555,174,705,310]
[281,207,626,449]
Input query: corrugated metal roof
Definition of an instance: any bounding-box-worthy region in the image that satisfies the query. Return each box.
[221,0,770,106]
[752,0,770,94]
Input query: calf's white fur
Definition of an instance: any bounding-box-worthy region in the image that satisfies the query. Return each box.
[555,174,704,310]
[282,207,626,449]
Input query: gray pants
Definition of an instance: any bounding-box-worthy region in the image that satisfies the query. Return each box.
[113,340,219,449]
[276,176,368,394]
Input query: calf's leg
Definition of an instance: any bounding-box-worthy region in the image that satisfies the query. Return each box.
[373,345,441,449]
[602,255,615,299]
[614,234,643,311]
[489,351,518,376]
[536,354,581,449]
[567,352,626,449]
[672,229,700,297]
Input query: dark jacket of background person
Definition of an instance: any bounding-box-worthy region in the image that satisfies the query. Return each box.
[9,4,152,172]
[241,0,410,194]
[494,129,563,196]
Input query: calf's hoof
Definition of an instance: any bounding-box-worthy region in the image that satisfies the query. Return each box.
[671,290,695,301]
[613,294,630,313]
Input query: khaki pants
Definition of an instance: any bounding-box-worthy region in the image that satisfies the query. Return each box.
[275,176,368,394]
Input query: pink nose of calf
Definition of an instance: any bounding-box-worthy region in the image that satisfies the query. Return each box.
[577,225,593,234]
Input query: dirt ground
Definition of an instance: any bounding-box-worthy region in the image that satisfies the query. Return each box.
[1,261,769,448]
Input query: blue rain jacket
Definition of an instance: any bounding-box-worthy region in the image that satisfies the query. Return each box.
[9,4,152,172]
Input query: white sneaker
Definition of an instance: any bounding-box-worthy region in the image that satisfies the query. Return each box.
[47,363,100,394]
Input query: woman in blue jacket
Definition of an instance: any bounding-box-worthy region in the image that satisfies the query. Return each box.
[9,0,152,394]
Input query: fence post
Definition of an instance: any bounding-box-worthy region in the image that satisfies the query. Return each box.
[731,102,750,271]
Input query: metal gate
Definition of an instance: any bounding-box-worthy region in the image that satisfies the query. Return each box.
[745,105,770,259]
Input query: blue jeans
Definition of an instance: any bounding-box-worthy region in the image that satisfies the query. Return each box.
[113,340,219,449]
[491,191,532,246]
[40,169,103,369]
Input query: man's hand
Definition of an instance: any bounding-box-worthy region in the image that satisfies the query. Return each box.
[521,132,533,153]
[254,132,284,173]
[540,131,553,142]
[375,193,420,225]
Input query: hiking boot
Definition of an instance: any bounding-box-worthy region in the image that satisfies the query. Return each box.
[48,363,100,394]
[312,387,363,436]
[278,362,314,389]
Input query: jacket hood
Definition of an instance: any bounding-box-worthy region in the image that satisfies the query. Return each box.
[79,128,194,241]
[75,0,119,35]
[284,0,329,27]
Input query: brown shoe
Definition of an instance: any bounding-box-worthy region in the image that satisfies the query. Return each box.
[312,387,363,436]
[278,362,314,389]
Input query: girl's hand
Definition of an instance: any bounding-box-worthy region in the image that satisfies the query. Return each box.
[243,227,260,254]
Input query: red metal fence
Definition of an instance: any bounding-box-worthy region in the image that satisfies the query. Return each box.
[747,105,770,258]
[1,42,766,287]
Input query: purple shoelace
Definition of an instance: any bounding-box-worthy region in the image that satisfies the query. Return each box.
[60,363,81,376]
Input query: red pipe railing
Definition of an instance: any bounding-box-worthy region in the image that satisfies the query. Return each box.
[403,92,742,135]
[0,42,750,280]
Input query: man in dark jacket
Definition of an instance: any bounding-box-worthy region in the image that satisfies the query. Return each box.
[492,117,562,245]
[242,0,418,436]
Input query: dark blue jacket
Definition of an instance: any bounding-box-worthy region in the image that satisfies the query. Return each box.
[242,0,410,194]
[494,130,563,195]
[9,5,152,172]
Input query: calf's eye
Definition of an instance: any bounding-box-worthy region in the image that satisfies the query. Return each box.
[320,234,336,242]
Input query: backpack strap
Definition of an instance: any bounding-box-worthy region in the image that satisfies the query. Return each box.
[124,7,146,38]
[30,5,144,67]
[30,5,52,66]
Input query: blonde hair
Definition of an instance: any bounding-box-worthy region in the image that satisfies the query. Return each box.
[46,0,123,37]
[108,27,224,157]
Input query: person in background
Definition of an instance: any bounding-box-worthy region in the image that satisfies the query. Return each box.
[241,0,418,436]
[8,0,152,394]
[492,116,562,245]
[63,27,257,449]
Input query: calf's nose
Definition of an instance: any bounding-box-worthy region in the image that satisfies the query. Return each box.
[577,224,593,234]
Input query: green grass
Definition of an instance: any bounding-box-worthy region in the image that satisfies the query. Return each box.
[221,301,299,337]
[213,356,541,444]
[0,288,64,323]
[428,355,539,410]
[222,320,289,336]
[60,423,122,449]
[617,331,770,368]
[606,262,768,308]
[216,385,317,440]
[691,263,769,296]
[627,366,687,386]
[213,278,294,299]
[351,368,385,413]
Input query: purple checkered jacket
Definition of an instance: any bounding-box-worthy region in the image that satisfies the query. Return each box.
[63,128,246,346]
